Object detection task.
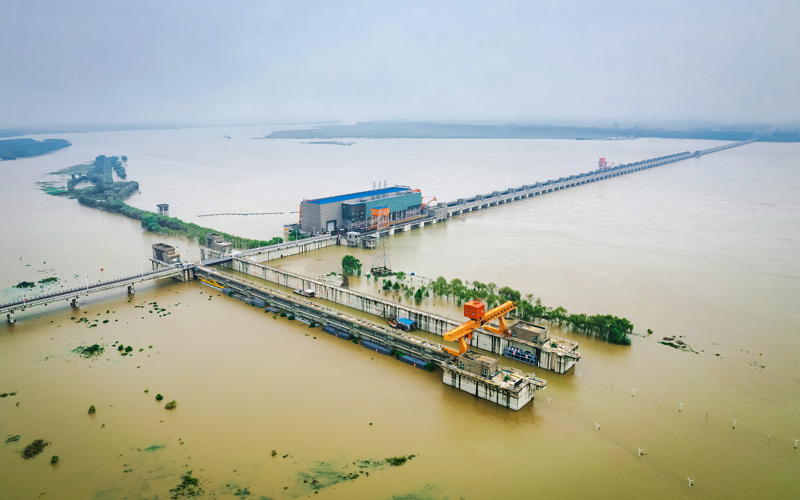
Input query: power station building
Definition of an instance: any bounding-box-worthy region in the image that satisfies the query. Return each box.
[297,186,422,234]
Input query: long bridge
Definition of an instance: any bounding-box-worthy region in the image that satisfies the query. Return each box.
[439,139,756,217]
[1,264,195,323]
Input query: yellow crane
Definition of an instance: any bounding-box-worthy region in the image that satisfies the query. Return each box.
[442,299,517,356]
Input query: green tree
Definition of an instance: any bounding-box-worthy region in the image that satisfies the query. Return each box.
[498,286,521,304]
[341,255,362,276]
[414,287,425,304]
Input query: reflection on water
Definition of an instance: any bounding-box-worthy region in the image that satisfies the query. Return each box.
[1,129,799,499]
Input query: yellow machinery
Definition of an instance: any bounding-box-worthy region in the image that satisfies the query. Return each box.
[199,276,225,290]
[442,299,517,356]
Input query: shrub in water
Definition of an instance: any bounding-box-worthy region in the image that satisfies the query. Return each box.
[22,439,48,459]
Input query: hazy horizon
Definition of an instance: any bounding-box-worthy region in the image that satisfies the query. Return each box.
[2,1,799,129]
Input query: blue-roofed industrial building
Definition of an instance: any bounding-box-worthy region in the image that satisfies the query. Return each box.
[297,185,423,234]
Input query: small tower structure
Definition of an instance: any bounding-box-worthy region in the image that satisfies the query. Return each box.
[157,204,169,216]
[370,206,391,275]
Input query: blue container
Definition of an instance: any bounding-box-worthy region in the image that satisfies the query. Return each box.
[322,326,352,340]
[399,354,427,369]
[361,340,391,355]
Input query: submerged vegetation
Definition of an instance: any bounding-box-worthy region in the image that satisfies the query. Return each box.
[170,470,203,499]
[73,344,104,358]
[21,439,48,459]
[385,454,416,466]
[41,155,283,249]
[341,255,362,276]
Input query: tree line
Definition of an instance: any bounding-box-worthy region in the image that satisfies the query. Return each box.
[366,272,633,345]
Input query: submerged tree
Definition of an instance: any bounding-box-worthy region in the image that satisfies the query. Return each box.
[341,255,362,276]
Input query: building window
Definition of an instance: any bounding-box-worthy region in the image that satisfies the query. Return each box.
[481,369,488,378]
[459,362,465,370]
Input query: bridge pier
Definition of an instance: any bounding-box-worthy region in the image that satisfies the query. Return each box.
[7,311,14,324]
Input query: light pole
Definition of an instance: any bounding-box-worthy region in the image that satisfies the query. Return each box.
[140,260,144,278]
[85,272,89,292]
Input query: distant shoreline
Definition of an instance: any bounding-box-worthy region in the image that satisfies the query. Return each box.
[0,138,71,160]
[258,121,799,142]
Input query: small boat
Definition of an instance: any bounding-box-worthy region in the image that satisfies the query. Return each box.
[294,288,315,298]
[387,318,400,328]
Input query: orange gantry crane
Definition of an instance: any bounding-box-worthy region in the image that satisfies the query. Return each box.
[421,196,437,211]
[442,299,517,356]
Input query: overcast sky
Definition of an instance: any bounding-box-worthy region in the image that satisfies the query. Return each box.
[1,0,798,128]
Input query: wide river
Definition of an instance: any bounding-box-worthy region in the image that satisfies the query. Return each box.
[1,126,798,499]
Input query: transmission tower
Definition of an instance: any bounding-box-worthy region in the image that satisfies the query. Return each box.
[370,206,391,275]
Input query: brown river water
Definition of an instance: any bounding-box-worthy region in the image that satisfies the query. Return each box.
[1,127,798,499]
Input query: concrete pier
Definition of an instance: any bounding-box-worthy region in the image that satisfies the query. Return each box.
[441,361,542,410]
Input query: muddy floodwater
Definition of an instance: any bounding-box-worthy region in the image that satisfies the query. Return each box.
[1,127,799,499]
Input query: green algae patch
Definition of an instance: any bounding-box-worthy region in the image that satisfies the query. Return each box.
[6,434,21,443]
[170,470,204,499]
[21,439,48,459]
[385,454,416,466]
[73,343,105,358]
[220,483,254,497]
[143,444,165,452]
[292,453,418,495]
